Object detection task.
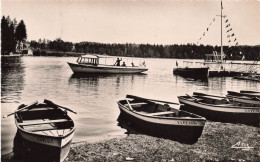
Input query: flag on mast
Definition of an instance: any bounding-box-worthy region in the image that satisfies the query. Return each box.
[221,0,223,10]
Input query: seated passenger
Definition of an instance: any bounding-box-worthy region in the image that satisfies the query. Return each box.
[121,62,126,66]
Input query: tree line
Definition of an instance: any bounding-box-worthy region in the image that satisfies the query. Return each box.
[31,39,260,60]
[1,15,27,55]
[1,15,258,60]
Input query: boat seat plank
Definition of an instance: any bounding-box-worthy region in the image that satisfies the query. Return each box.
[24,124,57,132]
[124,102,147,107]
[21,107,56,112]
[19,119,68,126]
[200,96,224,100]
[188,98,204,102]
[215,104,234,107]
[147,111,175,116]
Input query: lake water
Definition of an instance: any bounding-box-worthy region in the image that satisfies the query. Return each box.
[1,56,259,155]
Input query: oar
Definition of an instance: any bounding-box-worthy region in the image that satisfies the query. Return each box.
[186,94,198,100]
[3,101,38,118]
[44,99,77,114]
[125,99,133,111]
[126,94,179,105]
[193,92,226,98]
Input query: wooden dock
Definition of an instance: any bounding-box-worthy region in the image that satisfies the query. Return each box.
[194,61,260,77]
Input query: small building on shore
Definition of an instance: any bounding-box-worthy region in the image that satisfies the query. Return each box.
[16,41,33,55]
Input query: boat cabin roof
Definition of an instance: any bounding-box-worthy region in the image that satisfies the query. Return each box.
[81,54,99,59]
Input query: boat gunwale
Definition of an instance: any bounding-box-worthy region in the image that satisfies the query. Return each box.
[15,105,75,139]
[117,100,206,122]
[178,96,260,110]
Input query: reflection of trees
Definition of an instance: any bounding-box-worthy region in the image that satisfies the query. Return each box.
[1,57,25,103]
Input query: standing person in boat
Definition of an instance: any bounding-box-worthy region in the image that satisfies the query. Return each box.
[114,58,122,66]
[121,62,126,66]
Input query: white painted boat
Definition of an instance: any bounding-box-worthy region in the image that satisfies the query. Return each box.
[117,95,206,144]
[13,100,76,162]
[67,55,148,74]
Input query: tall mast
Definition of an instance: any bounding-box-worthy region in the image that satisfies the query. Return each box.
[221,0,223,62]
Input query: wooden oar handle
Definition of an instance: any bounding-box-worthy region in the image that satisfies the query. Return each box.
[3,101,38,118]
[44,99,77,114]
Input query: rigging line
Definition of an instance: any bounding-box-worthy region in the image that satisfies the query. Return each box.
[197,16,217,44]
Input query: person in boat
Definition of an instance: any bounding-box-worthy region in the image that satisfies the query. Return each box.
[131,62,135,67]
[176,61,178,67]
[114,58,122,66]
[121,62,126,66]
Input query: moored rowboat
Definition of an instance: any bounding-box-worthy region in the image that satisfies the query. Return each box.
[178,93,260,126]
[117,95,206,144]
[226,91,260,106]
[227,91,260,98]
[13,100,75,162]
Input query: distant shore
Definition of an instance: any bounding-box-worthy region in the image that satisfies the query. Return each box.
[1,122,259,162]
[33,50,84,57]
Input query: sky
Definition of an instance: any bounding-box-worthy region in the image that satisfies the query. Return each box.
[1,0,260,46]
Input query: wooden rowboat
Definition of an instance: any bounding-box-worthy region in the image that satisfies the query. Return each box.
[178,93,260,126]
[226,91,260,106]
[193,91,260,106]
[117,95,206,144]
[227,90,260,98]
[13,100,75,162]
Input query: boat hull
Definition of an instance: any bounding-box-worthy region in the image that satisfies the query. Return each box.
[173,67,209,79]
[68,62,148,74]
[178,96,260,126]
[117,102,205,144]
[14,130,73,162]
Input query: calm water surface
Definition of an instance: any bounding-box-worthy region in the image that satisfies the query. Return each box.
[1,56,259,155]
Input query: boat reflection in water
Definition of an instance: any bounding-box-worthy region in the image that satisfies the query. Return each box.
[68,73,147,93]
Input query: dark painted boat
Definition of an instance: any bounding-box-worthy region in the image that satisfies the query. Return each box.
[173,67,209,80]
[240,90,260,94]
[13,100,76,162]
[233,75,260,82]
[226,91,260,106]
[193,92,260,106]
[227,91,260,98]
[178,93,260,126]
[117,95,206,144]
